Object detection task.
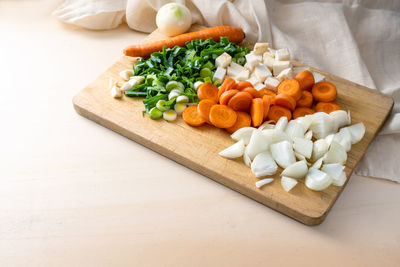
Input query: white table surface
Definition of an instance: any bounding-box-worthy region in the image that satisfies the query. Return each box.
[1,1,399,266]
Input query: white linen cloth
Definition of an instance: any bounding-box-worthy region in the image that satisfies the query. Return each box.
[53,0,400,182]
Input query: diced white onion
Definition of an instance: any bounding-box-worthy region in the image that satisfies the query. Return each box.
[324,134,335,147]
[309,112,334,139]
[312,139,329,161]
[251,151,278,177]
[293,137,313,159]
[270,140,296,169]
[281,176,298,192]
[262,129,291,144]
[231,127,255,145]
[324,141,347,165]
[246,129,270,160]
[258,120,275,130]
[275,116,288,131]
[285,120,306,140]
[321,163,346,186]
[304,130,313,140]
[219,139,245,159]
[295,152,306,161]
[256,178,274,188]
[295,116,312,132]
[333,127,352,152]
[346,122,365,144]
[312,156,325,169]
[329,110,350,131]
[281,160,308,179]
[243,150,251,167]
[305,168,333,191]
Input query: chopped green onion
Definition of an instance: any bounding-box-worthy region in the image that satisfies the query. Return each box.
[156,100,170,111]
[149,107,163,119]
[200,68,212,78]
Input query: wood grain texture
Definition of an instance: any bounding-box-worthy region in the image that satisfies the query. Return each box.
[73,28,393,225]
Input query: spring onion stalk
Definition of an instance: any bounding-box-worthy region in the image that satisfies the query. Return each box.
[149,107,163,119]
[163,110,177,121]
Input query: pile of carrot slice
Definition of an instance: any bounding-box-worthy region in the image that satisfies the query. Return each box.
[183,70,341,133]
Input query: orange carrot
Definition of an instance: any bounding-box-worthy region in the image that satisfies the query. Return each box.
[274,94,297,111]
[183,105,206,127]
[236,81,254,90]
[227,91,253,112]
[218,78,236,100]
[209,105,237,128]
[277,79,302,101]
[197,99,216,124]
[315,102,341,114]
[312,81,337,102]
[260,89,276,101]
[262,95,272,120]
[250,98,264,127]
[219,89,239,105]
[296,90,313,108]
[225,112,251,134]
[124,26,245,57]
[267,105,292,122]
[198,83,219,103]
[243,87,261,98]
[295,70,315,91]
[293,107,315,119]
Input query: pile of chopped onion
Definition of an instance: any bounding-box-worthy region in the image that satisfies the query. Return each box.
[219,110,365,192]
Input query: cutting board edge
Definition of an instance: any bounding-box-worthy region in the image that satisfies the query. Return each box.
[73,94,330,226]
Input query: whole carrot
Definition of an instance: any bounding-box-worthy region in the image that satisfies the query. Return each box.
[124,26,245,57]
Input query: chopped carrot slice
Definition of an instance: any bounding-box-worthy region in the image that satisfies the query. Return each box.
[277,79,302,101]
[218,78,236,100]
[183,105,206,127]
[295,70,315,91]
[293,107,315,119]
[225,112,251,134]
[312,81,337,102]
[250,98,264,127]
[219,89,239,105]
[262,95,272,120]
[267,105,292,122]
[197,99,216,124]
[243,87,262,98]
[260,89,276,101]
[315,102,341,114]
[198,83,219,103]
[209,104,237,128]
[274,94,297,111]
[237,81,254,90]
[296,90,313,108]
[227,91,253,112]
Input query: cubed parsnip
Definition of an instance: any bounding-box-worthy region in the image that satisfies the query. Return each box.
[215,52,232,68]
[253,43,269,55]
[235,69,250,81]
[227,62,247,77]
[264,76,280,92]
[313,71,325,83]
[276,67,294,82]
[245,53,260,70]
[264,48,275,58]
[254,82,266,91]
[262,54,275,70]
[273,60,291,76]
[275,48,290,61]
[254,63,272,83]
[247,75,259,86]
[213,67,226,82]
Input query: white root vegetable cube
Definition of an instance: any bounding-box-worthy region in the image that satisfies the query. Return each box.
[264,77,280,92]
[213,67,226,82]
[247,75,259,86]
[254,82,266,91]
[245,53,260,70]
[313,71,325,83]
[254,63,272,83]
[111,85,122,98]
[253,43,269,55]
[276,67,294,82]
[235,69,250,81]
[275,48,290,61]
[273,60,292,76]
[215,52,232,68]
[264,49,275,58]
[227,62,245,77]
[262,54,274,70]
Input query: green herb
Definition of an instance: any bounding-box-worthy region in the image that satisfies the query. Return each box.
[126,37,250,113]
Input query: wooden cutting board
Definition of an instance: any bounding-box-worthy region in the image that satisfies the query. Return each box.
[73,28,393,225]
